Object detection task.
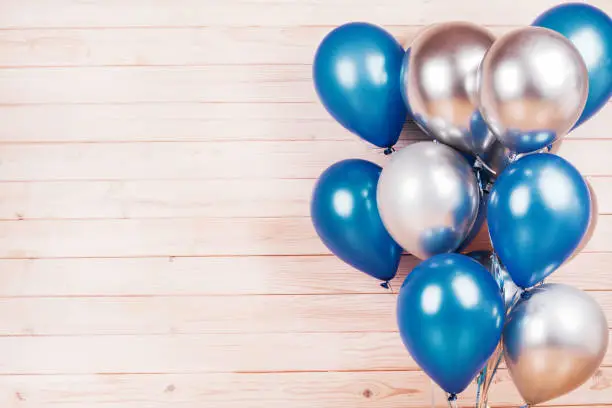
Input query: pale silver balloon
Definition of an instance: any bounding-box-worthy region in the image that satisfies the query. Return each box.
[376,141,479,260]
[404,22,496,156]
[479,27,588,154]
[504,284,608,406]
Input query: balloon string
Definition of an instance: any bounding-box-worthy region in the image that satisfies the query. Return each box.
[475,365,485,408]
[447,393,458,408]
[381,280,395,295]
[491,253,506,302]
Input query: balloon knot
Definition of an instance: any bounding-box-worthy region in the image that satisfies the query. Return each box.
[520,290,531,300]
[380,281,390,289]
[383,147,395,156]
[448,394,457,402]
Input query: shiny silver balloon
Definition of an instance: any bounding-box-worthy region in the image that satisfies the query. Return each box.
[504,284,608,406]
[376,141,480,260]
[479,27,588,154]
[404,22,496,157]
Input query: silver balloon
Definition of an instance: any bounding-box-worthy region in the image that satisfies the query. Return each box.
[479,27,588,154]
[404,22,496,157]
[504,284,608,406]
[376,141,479,260]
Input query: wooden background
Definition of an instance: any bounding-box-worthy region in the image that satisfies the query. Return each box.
[0,0,610,407]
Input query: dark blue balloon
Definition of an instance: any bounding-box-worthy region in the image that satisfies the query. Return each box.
[397,253,504,394]
[534,3,612,128]
[311,159,402,282]
[487,154,591,288]
[313,23,407,148]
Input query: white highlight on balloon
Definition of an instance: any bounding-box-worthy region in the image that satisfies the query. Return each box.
[539,166,575,210]
[452,275,480,308]
[532,48,571,97]
[366,53,388,85]
[510,185,531,217]
[421,57,452,98]
[572,28,603,69]
[421,284,443,315]
[332,189,354,218]
[336,58,358,89]
[432,168,460,204]
[494,60,525,100]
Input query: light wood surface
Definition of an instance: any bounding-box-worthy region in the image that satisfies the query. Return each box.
[0,0,611,407]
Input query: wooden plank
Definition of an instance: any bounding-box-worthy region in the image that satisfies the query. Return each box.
[0,332,414,374]
[0,217,331,258]
[0,26,515,67]
[0,252,607,297]
[0,179,315,219]
[0,256,406,296]
[0,102,607,142]
[0,0,608,27]
[0,175,609,220]
[0,368,610,408]
[0,66,317,104]
[0,213,611,258]
[0,290,611,336]
[0,139,608,181]
[0,332,611,374]
[0,140,390,181]
[0,294,396,335]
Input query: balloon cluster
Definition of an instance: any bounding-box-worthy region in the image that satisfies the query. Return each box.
[311,3,612,407]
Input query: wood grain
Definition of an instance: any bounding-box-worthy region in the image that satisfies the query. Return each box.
[0,369,609,408]
[0,0,608,27]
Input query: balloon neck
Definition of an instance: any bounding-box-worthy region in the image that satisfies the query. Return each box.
[520,290,531,300]
[380,281,390,289]
[447,393,457,401]
[383,147,396,156]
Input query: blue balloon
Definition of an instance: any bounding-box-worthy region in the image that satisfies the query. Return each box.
[313,23,407,148]
[311,159,402,282]
[397,253,504,395]
[534,3,612,128]
[488,154,591,288]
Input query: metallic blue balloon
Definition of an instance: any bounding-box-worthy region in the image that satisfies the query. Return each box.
[534,3,612,128]
[488,154,591,288]
[313,23,407,148]
[397,253,504,394]
[311,159,402,282]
